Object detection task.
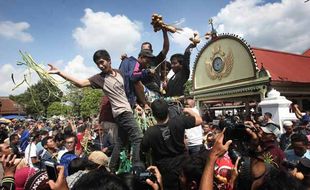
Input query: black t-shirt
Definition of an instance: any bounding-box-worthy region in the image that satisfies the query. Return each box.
[141,115,195,162]
[165,48,191,97]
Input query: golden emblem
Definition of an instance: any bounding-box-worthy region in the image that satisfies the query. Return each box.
[205,45,233,80]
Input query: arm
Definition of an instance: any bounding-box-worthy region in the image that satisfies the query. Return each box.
[292,104,303,119]
[199,129,232,190]
[130,62,149,82]
[1,154,19,190]
[183,108,203,126]
[183,43,195,71]
[48,64,90,88]
[161,29,169,56]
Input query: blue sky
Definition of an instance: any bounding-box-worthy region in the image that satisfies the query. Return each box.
[0,0,309,96]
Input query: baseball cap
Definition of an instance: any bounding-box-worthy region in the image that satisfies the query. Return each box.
[261,123,281,137]
[139,49,155,58]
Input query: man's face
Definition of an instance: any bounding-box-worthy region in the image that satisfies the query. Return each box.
[95,127,104,136]
[12,136,20,145]
[95,58,112,73]
[65,137,76,152]
[46,138,56,150]
[285,126,293,134]
[292,141,307,157]
[141,44,152,51]
[139,56,152,68]
[0,143,12,156]
[171,58,182,73]
[261,132,275,142]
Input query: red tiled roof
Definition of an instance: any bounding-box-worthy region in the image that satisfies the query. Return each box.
[0,97,24,115]
[252,47,310,83]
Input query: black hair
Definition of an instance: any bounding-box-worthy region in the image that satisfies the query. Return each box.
[291,133,309,145]
[41,136,54,147]
[256,168,305,190]
[264,112,272,118]
[151,98,169,121]
[68,158,95,176]
[181,153,208,188]
[170,53,184,65]
[64,133,78,144]
[72,169,129,190]
[141,42,153,52]
[9,133,18,143]
[117,172,152,190]
[0,127,8,144]
[64,126,73,136]
[54,133,64,142]
[77,124,87,133]
[93,50,111,63]
[39,130,49,136]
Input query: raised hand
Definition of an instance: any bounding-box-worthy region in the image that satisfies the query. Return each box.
[48,64,60,74]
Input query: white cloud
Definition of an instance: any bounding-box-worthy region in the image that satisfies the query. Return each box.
[64,55,98,79]
[0,21,33,42]
[171,27,199,48]
[0,63,40,96]
[213,0,310,53]
[0,55,99,96]
[73,8,142,59]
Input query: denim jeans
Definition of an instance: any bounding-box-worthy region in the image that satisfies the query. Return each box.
[109,111,143,172]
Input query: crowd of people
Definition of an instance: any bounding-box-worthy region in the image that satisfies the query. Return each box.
[0,29,310,190]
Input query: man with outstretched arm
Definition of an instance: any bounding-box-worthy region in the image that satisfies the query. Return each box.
[48,49,143,172]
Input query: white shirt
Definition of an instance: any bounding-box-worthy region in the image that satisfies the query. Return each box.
[24,142,38,168]
[185,107,203,146]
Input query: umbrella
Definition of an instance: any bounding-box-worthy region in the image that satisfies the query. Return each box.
[0,118,11,124]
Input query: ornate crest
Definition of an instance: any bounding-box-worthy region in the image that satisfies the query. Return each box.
[205,45,234,80]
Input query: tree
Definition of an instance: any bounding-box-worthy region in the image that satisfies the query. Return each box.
[10,80,62,117]
[47,102,72,117]
[80,88,103,118]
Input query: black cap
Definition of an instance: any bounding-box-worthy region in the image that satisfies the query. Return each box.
[139,49,155,58]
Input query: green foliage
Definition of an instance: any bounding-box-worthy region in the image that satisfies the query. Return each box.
[184,80,193,97]
[80,88,103,118]
[47,102,72,117]
[62,84,83,116]
[10,80,62,117]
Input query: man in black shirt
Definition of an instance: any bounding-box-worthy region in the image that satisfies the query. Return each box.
[141,98,202,190]
[164,43,195,97]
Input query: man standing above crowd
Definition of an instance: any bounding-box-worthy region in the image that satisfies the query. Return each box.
[141,98,202,190]
[48,49,143,173]
[164,43,196,97]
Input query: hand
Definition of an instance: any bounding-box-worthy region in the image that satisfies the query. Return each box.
[1,154,19,177]
[48,166,69,190]
[148,69,156,76]
[210,128,232,161]
[135,104,144,115]
[102,147,108,152]
[229,157,241,188]
[48,64,60,75]
[146,166,163,190]
[121,53,128,61]
[144,104,152,115]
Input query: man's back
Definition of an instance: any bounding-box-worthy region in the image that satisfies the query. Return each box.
[141,114,195,162]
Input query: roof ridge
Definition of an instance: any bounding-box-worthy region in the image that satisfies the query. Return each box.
[252,47,310,58]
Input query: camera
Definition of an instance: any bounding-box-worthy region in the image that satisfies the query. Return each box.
[138,171,157,183]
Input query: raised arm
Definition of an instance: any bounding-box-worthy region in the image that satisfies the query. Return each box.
[183,43,195,71]
[183,108,203,126]
[161,29,169,56]
[48,64,91,88]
